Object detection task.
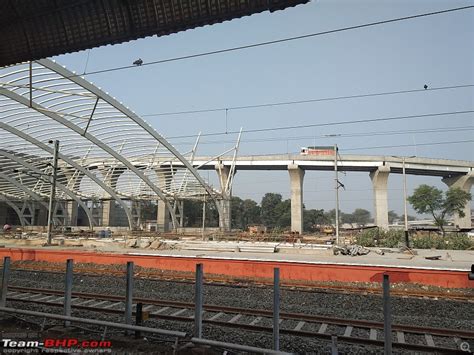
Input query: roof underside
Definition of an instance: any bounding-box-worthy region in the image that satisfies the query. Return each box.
[0,0,309,67]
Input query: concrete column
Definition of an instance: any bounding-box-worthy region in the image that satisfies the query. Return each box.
[174,200,185,228]
[215,164,232,232]
[99,167,125,227]
[288,164,305,234]
[370,166,390,230]
[37,205,48,226]
[59,169,83,227]
[157,199,170,232]
[66,201,78,226]
[0,203,7,225]
[442,172,473,229]
[155,168,175,232]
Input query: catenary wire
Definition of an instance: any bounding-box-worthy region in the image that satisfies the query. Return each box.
[168,125,474,146]
[72,6,474,78]
[343,139,474,151]
[229,139,473,157]
[165,110,474,139]
[143,84,474,117]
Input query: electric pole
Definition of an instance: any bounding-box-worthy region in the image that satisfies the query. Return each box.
[46,140,59,245]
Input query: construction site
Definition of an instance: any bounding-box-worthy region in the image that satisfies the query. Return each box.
[1,0,473,354]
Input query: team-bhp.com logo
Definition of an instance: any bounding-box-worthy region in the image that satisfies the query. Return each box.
[2,338,112,353]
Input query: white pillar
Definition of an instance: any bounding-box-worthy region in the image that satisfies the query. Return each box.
[66,201,78,226]
[215,164,232,232]
[442,172,473,229]
[99,167,124,227]
[155,169,174,232]
[288,164,305,234]
[370,166,390,230]
[157,199,170,232]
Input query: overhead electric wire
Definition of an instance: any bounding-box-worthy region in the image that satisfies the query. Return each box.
[265,139,473,155]
[165,109,474,139]
[73,5,474,78]
[143,84,474,117]
[344,139,474,151]
[168,125,474,146]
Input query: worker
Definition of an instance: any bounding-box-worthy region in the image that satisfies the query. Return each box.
[3,223,12,233]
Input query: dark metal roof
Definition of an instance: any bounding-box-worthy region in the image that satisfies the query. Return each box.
[0,0,309,67]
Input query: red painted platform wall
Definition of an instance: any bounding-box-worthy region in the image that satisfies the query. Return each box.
[0,248,471,288]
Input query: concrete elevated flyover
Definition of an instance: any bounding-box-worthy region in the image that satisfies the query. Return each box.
[190,154,473,176]
[184,154,473,232]
[74,154,474,233]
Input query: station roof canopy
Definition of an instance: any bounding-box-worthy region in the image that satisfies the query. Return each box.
[0,0,309,67]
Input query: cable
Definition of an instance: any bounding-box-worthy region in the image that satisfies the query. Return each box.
[73,5,474,78]
[168,125,474,145]
[232,139,473,157]
[165,109,474,139]
[344,139,474,151]
[143,84,474,117]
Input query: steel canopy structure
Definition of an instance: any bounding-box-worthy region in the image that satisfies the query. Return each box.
[0,0,309,67]
[0,59,222,229]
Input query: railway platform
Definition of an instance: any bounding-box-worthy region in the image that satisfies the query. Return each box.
[0,238,472,289]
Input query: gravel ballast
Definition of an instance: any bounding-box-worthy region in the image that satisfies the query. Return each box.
[2,263,472,354]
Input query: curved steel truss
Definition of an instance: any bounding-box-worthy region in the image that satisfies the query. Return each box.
[0,59,221,229]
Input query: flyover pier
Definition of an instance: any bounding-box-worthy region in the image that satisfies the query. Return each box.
[186,155,473,233]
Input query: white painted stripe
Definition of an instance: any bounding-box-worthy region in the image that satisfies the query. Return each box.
[294,321,305,331]
[425,334,435,347]
[397,331,405,344]
[249,316,262,325]
[127,253,469,271]
[318,323,327,334]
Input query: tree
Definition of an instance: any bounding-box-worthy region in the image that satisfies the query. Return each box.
[261,193,283,228]
[304,209,327,232]
[352,208,371,226]
[400,214,416,222]
[231,196,244,229]
[274,199,291,228]
[242,199,261,227]
[388,210,399,224]
[324,209,337,225]
[408,185,472,236]
[140,201,157,222]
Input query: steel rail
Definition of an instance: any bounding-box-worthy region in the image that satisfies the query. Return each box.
[7,286,474,340]
[0,306,289,355]
[6,265,472,302]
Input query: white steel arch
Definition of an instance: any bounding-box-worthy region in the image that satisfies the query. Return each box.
[0,172,65,226]
[0,194,27,227]
[0,121,134,227]
[0,150,94,229]
[0,59,220,229]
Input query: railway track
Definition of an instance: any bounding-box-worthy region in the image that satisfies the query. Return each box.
[5,286,473,354]
[6,264,473,301]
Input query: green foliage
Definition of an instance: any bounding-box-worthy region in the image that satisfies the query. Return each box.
[411,234,473,250]
[231,197,262,229]
[408,185,443,214]
[352,208,372,225]
[356,229,474,250]
[259,193,293,230]
[356,229,405,248]
[261,193,283,229]
[303,209,327,232]
[444,188,472,218]
[388,210,399,224]
[140,201,157,221]
[183,199,218,227]
[408,185,472,235]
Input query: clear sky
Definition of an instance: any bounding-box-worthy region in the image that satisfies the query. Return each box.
[54,0,474,217]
